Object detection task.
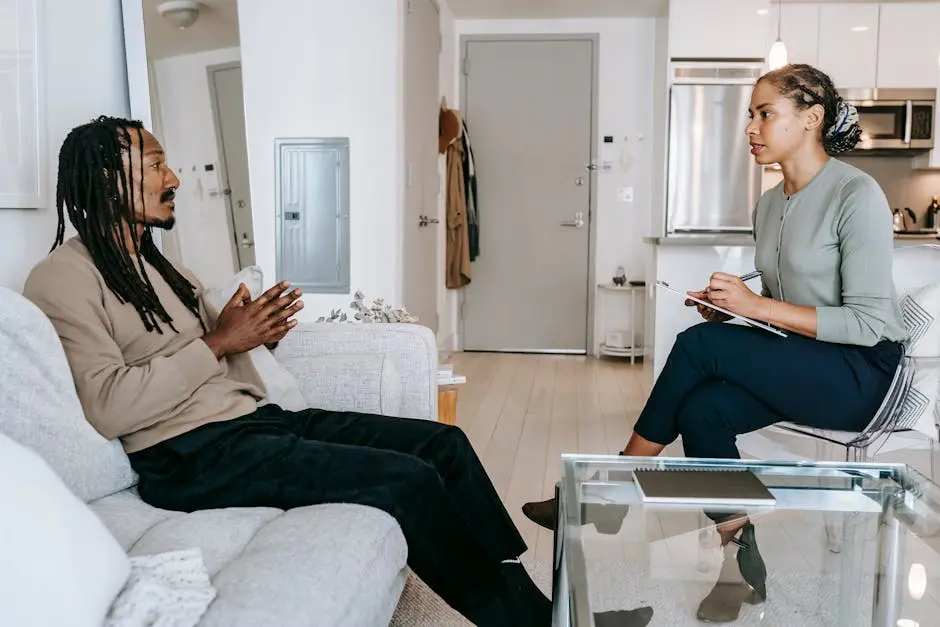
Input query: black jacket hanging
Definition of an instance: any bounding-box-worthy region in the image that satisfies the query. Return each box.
[460,120,479,261]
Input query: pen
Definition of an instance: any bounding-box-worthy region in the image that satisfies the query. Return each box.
[704,270,761,294]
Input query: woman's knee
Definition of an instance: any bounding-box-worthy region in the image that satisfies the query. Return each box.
[675,382,732,438]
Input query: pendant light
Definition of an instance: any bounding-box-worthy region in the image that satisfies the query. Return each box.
[768,1,788,70]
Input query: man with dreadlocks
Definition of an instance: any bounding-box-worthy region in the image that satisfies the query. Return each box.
[22,116,598,627]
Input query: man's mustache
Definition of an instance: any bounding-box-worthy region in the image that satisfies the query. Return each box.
[160,190,176,203]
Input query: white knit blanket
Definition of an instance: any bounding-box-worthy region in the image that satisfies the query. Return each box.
[104,548,216,627]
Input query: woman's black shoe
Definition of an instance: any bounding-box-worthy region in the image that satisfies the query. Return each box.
[521,495,629,535]
[697,523,767,622]
[594,606,654,626]
[732,523,767,602]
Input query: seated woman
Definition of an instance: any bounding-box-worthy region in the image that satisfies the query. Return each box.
[523,63,907,621]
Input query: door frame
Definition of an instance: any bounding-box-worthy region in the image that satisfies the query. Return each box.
[457,33,601,354]
[206,60,247,271]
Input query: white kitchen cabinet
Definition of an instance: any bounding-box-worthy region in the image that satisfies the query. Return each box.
[877,2,940,89]
[818,3,879,88]
[669,0,771,60]
[766,2,820,67]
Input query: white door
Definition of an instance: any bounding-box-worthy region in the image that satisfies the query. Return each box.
[461,38,595,353]
[208,63,256,269]
[401,0,440,331]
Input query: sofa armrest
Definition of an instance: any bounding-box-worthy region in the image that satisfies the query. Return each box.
[274,323,438,421]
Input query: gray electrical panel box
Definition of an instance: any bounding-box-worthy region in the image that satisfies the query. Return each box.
[274,138,350,293]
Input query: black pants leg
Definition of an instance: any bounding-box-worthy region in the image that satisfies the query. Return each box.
[130,408,544,627]
[634,322,901,458]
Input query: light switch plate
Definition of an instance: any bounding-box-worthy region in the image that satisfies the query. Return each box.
[618,186,634,203]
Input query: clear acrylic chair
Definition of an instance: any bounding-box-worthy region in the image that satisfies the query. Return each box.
[772,243,940,552]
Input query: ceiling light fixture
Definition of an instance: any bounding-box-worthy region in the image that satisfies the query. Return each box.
[157,0,203,30]
[767,1,788,70]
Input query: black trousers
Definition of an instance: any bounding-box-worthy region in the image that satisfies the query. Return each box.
[634,322,902,459]
[129,406,543,626]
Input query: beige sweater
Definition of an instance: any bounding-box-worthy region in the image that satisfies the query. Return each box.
[23,238,266,453]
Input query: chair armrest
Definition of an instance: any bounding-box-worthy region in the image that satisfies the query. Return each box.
[274,323,438,420]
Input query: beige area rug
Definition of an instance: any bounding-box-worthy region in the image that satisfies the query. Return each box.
[390,558,551,626]
[389,557,881,626]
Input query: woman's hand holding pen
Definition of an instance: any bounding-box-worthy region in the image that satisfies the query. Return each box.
[704,272,766,319]
[684,290,732,322]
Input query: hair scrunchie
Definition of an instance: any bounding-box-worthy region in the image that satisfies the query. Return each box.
[826,101,859,139]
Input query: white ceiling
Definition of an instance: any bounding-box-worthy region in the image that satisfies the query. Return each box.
[444,0,931,19]
[445,0,668,19]
[143,0,240,60]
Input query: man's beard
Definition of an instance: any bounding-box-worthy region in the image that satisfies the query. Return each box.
[146,216,176,230]
[145,190,176,230]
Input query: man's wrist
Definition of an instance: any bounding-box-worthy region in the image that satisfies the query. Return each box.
[202,332,228,360]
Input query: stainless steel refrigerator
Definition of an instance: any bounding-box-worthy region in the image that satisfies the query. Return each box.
[666,62,764,234]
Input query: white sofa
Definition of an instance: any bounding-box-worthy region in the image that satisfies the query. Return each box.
[0,284,439,626]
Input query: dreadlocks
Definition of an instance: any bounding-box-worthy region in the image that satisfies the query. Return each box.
[53,115,200,334]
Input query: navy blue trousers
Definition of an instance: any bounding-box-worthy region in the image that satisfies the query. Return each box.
[634,322,902,459]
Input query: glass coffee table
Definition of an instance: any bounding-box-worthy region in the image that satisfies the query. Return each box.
[552,455,940,627]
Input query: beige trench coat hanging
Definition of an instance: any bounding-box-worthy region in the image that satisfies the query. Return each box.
[439,106,471,289]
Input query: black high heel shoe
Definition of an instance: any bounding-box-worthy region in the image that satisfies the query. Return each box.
[696,523,767,623]
[732,523,767,602]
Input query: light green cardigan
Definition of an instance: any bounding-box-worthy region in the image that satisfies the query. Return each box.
[752,158,907,347]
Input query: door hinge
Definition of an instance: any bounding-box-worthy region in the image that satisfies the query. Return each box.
[462,57,469,76]
[438,32,443,53]
[407,0,412,14]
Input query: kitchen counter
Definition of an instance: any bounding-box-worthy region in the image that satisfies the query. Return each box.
[894,233,940,241]
[643,234,755,246]
[645,233,940,246]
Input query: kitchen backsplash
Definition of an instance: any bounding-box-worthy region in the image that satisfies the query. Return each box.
[842,157,940,227]
[761,158,940,228]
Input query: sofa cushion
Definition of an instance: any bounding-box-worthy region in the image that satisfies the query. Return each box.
[0,285,136,502]
[0,434,130,627]
[91,493,409,627]
[281,353,403,416]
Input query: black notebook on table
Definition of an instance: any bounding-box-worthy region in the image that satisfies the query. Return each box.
[633,469,775,505]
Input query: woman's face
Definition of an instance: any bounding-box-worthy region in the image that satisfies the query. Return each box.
[745,79,823,165]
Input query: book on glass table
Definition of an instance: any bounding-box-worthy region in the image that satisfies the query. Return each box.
[633,469,776,506]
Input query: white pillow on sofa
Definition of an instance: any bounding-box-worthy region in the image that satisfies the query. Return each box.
[203,266,308,412]
[897,282,940,439]
[0,433,130,627]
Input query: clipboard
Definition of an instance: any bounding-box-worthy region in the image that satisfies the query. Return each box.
[656,280,787,338]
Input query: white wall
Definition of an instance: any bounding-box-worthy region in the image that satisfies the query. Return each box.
[237,0,404,320]
[150,47,240,289]
[449,18,659,350]
[0,0,129,291]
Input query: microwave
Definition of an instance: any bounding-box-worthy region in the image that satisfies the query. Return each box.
[840,88,935,154]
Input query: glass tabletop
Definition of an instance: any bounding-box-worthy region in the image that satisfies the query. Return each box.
[552,455,940,627]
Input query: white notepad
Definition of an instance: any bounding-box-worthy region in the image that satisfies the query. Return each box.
[656,281,787,338]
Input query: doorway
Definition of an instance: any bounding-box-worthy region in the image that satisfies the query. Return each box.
[460,36,598,353]
[401,0,442,333]
[207,62,256,269]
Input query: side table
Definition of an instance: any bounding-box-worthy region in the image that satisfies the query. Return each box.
[437,364,466,425]
[595,282,645,363]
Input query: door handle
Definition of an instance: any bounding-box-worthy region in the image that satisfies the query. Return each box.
[560,212,585,228]
[904,100,913,144]
[418,215,441,227]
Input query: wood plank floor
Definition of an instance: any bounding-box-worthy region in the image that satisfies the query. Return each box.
[444,352,683,564]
